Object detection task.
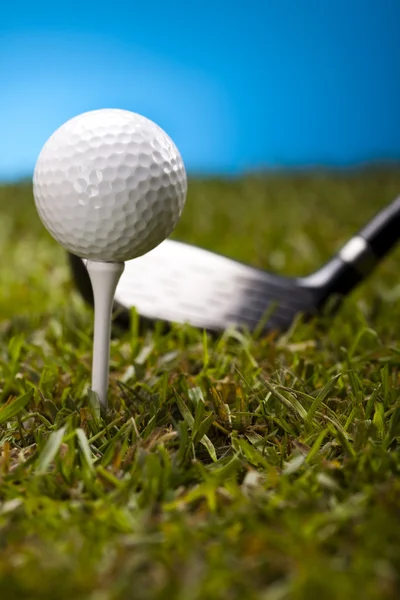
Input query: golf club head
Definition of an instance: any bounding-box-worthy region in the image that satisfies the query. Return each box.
[68,196,400,334]
[68,240,321,334]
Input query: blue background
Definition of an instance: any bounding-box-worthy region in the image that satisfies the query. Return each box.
[1,0,399,179]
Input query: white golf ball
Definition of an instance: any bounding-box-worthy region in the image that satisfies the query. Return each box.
[33,109,187,262]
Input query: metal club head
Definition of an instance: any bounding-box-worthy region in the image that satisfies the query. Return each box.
[69,196,400,334]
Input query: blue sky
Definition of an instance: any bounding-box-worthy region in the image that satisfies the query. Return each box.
[1,0,400,179]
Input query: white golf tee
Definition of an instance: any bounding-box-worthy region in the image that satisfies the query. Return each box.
[86,260,125,409]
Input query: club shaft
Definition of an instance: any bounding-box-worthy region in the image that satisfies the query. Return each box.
[305,196,400,298]
[356,195,400,257]
[86,261,125,409]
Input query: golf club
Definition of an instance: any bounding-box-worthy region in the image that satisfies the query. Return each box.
[69,195,400,335]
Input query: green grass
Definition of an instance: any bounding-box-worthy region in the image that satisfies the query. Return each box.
[1,169,400,599]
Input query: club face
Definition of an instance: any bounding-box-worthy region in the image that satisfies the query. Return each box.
[68,240,322,333]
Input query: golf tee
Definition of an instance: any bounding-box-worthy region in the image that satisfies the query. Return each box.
[86,260,125,409]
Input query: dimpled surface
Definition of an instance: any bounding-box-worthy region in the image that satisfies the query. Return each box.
[33,109,187,261]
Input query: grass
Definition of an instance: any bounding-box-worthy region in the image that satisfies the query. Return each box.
[1,169,400,599]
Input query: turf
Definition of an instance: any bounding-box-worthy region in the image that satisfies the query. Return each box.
[1,169,400,599]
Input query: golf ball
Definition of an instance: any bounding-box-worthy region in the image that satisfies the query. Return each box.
[33,109,187,262]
